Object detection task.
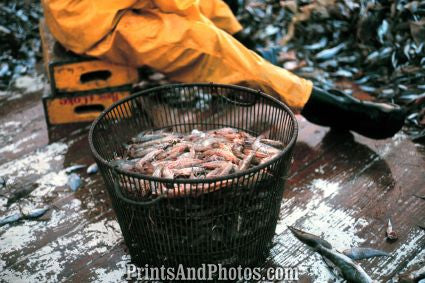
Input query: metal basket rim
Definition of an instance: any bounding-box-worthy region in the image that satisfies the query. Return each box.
[88,83,298,184]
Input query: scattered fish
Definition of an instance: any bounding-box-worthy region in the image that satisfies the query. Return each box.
[316,245,373,283]
[0,206,50,227]
[288,227,373,283]
[86,163,98,174]
[386,219,398,241]
[23,207,49,219]
[287,226,332,249]
[342,247,389,260]
[303,38,328,50]
[246,0,425,140]
[0,213,21,227]
[315,43,346,60]
[377,20,389,44]
[68,173,82,192]
[65,164,86,174]
[413,194,425,201]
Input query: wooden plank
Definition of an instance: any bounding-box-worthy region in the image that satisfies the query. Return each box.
[66,122,425,282]
[272,132,425,282]
[0,96,47,165]
[1,88,424,282]
[66,244,129,282]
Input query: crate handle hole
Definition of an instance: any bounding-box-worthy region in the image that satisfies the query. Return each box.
[80,70,112,83]
[74,104,105,114]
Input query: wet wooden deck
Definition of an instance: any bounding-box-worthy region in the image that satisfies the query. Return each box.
[0,87,424,282]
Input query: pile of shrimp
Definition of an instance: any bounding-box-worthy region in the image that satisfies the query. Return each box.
[112,127,284,197]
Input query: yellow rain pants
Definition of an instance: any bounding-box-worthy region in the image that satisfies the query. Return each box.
[43,0,312,110]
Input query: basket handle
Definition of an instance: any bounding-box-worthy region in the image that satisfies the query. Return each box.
[112,169,165,206]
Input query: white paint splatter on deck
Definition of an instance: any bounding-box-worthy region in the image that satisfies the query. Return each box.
[0,142,68,182]
[0,201,84,255]
[0,132,40,155]
[273,178,369,281]
[0,218,122,282]
[91,255,130,283]
[311,178,342,198]
[0,259,6,273]
[403,248,425,269]
[31,170,68,197]
[0,142,72,256]
[371,230,425,277]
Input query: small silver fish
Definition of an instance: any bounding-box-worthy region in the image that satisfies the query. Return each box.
[86,163,98,174]
[317,245,373,283]
[316,43,347,60]
[386,219,398,241]
[287,226,332,249]
[304,37,328,50]
[377,20,389,44]
[68,173,82,192]
[0,213,21,226]
[288,227,373,283]
[24,207,49,219]
[342,247,389,260]
[65,164,86,174]
[414,194,425,201]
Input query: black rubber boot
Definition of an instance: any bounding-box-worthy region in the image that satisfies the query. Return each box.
[301,87,406,139]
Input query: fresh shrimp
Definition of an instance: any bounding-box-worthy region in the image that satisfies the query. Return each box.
[164,143,189,160]
[239,149,256,171]
[203,149,239,163]
[202,161,232,169]
[135,149,163,171]
[168,158,203,169]
[260,138,285,149]
[172,167,205,177]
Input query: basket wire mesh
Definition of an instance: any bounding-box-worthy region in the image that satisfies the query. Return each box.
[89,83,297,268]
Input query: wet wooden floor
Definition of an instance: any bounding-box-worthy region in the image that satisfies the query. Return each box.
[0,88,424,282]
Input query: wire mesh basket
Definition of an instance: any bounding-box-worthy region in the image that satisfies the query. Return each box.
[89,83,298,268]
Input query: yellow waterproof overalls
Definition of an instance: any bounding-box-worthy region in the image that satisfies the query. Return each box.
[43,0,312,110]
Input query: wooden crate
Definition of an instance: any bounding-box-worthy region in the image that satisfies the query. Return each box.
[39,19,139,95]
[42,86,131,125]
